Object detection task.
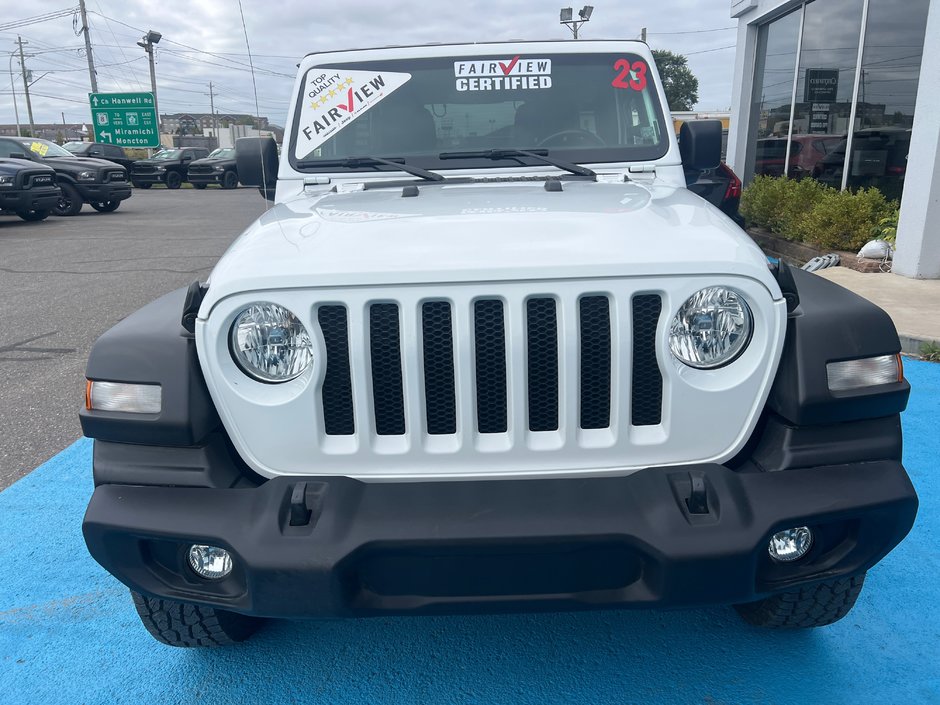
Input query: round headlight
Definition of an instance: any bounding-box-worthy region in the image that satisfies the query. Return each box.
[669,287,752,369]
[230,303,313,382]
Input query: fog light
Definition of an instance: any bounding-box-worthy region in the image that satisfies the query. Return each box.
[768,527,813,562]
[188,544,233,579]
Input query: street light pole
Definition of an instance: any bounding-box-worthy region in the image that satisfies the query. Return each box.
[560,5,593,39]
[137,30,162,137]
[8,51,21,137]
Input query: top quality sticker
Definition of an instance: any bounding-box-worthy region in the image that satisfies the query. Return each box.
[454,57,552,91]
[294,68,412,157]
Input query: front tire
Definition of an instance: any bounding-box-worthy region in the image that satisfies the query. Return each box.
[166,172,183,189]
[222,170,238,189]
[52,183,83,216]
[734,574,865,628]
[90,200,120,213]
[131,591,262,647]
[17,208,49,222]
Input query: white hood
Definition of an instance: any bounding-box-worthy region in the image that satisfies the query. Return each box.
[201,178,780,312]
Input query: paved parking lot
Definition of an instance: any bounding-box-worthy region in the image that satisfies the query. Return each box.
[0,188,266,489]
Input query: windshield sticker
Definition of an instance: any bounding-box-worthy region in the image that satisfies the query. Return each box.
[29,141,49,157]
[612,59,648,91]
[454,58,552,91]
[295,69,412,157]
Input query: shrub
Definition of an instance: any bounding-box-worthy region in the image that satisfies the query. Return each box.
[798,187,896,251]
[741,176,898,252]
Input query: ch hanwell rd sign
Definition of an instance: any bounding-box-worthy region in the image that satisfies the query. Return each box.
[88,92,160,148]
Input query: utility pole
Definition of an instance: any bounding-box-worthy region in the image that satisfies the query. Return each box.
[137,30,162,135]
[78,0,98,93]
[16,36,35,137]
[208,81,218,143]
[641,27,647,42]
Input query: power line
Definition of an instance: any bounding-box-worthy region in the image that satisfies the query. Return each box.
[0,8,78,33]
[685,44,736,56]
[648,26,737,35]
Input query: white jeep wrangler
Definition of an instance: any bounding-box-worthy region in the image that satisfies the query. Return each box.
[81,40,916,647]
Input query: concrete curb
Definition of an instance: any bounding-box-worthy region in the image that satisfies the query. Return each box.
[899,333,939,357]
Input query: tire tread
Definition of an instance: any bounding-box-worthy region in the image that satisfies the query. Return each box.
[734,574,866,628]
[130,591,260,647]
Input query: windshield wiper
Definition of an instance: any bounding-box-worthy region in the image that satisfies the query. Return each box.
[296,156,444,182]
[438,149,596,178]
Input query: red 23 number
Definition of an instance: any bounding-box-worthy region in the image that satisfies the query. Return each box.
[612,59,648,91]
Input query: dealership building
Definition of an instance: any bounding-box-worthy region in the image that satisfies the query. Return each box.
[726,0,938,278]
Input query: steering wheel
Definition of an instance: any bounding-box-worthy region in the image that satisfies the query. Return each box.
[537,129,606,149]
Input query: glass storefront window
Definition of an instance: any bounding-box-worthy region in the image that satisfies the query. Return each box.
[743,0,929,205]
[745,8,801,180]
[844,0,929,200]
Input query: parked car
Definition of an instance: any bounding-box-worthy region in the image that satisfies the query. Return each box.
[0,157,60,221]
[81,40,916,647]
[812,128,911,200]
[62,141,136,171]
[686,161,743,225]
[0,137,131,215]
[754,135,842,179]
[186,148,239,189]
[130,148,210,189]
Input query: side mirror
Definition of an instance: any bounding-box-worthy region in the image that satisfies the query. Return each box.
[236,137,278,201]
[679,120,722,172]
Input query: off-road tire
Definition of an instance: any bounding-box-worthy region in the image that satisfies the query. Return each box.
[134,181,151,189]
[131,591,262,647]
[734,574,865,628]
[90,200,120,213]
[17,208,49,221]
[166,172,183,189]
[222,170,238,189]
[192,182,207,189]
[52,182,83,216]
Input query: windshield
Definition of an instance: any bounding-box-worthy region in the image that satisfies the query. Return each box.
[62,142,89,154]
[208,148,235,159]
[152,149,183,160]
[290,52,668,171]
[16,139,73,158]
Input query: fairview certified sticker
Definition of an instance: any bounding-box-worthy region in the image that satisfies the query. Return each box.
[454,57,552,91]
[294,69,411,157]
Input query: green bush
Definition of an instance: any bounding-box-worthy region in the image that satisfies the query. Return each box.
[798,187,896,251]
[740,176,898,252]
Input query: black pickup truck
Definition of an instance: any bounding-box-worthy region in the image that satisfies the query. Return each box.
[131,147,210,189]
[0,137,131,216]
[63,141,136,171]
[0,157,60,222]
[187,148,239,189]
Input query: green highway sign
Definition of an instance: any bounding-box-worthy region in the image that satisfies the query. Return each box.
[88,92,160,148]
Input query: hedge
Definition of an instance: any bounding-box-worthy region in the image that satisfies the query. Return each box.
[740,176,899,252]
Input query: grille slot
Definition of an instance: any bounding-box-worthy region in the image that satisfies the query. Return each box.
[421,301,457,435]
[473,299,508,434]
[369,303,406,435]
[631,294,663,426]
[526,297,559,432]
[318,306,355,436]
[579,296,611,429]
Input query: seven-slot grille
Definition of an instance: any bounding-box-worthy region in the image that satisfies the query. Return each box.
[315,294,663,438]
[188,165,214,175]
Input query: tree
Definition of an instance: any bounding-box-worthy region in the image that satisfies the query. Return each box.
[651,50,699,112]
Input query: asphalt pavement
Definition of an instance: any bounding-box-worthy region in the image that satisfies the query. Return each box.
[0,359,936,705]
[0,188,266,489]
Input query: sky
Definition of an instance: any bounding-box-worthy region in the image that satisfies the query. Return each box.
[0,0,739,128]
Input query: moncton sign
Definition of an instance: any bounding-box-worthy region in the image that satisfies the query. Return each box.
[88,92,160,148]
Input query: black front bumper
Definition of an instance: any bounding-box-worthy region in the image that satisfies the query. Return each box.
[83,459,917,619]
[0,186,61,212]
[187,172,224,185]
[76,182,132,202]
